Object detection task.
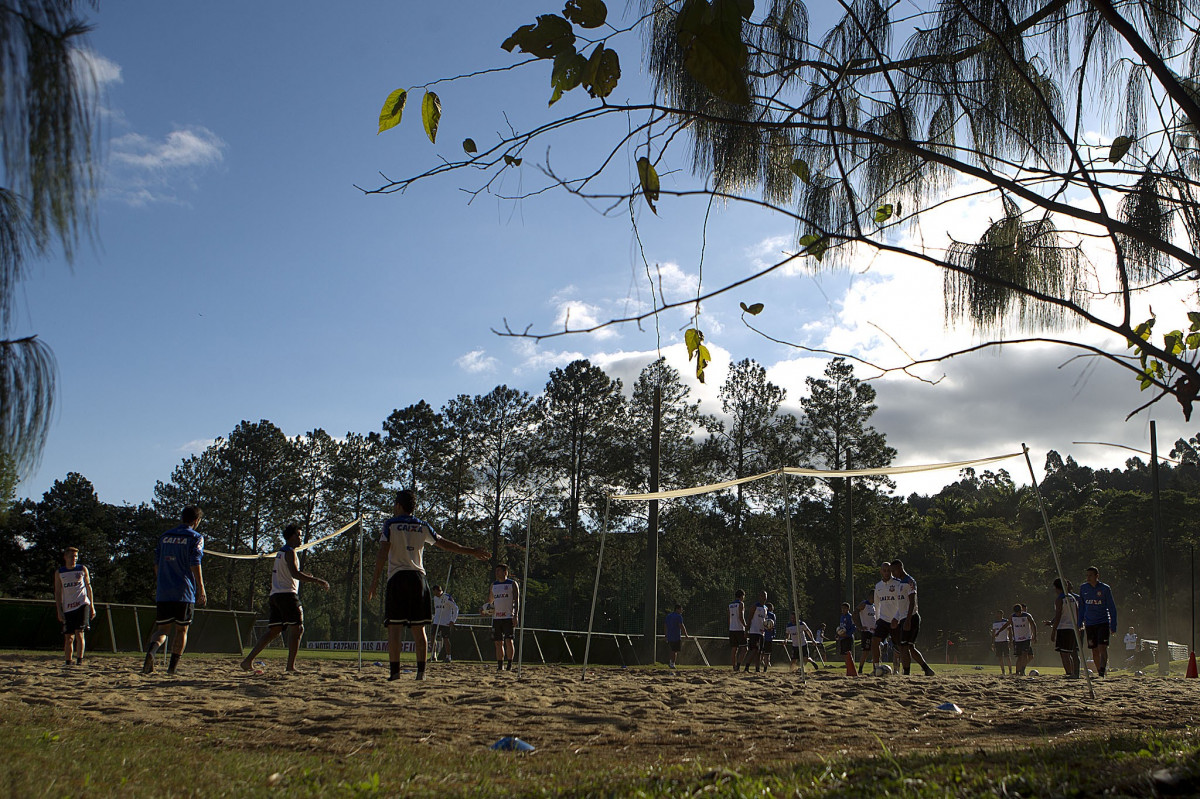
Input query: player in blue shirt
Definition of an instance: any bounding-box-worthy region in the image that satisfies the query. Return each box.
[143,506,206,676]
[837,601,857,674]
[664,604,688,669]
[1078,566,1118,677]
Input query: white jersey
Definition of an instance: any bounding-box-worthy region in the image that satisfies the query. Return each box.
[380,515,439,578]
[874,578,902,623]
[1010,613,1034,642]
[1056,593,1080,630]
[270,546,300,595]
[786,621,813,647]
[858,603,877,630]
[895,574,917,617]
[992,620,1011,642]
[1124,632,1137,651]
[490,579,517,619]
[728,601,746,631]
[57,565,89,612]
[433,593,459,626]
[747,603,767,634]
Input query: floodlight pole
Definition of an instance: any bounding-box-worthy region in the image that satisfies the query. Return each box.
[1150,421,1170,676]
[357,519,363,671]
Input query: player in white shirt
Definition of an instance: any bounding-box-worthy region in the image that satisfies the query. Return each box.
[870,562,901,674]
[890,559,936,676]
[488,564,520,672]
[785,613,819,670]
[1045,577,1081,677]
[742,591,769,672]
[431,585,459,663]
[54,547,94,667]
[1000,603,1037,675]
[728,589,748,671]
[856,599,877,675]
[992,610,1013,675]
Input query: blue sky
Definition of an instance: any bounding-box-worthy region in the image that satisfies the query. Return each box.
[14,2,1197,507]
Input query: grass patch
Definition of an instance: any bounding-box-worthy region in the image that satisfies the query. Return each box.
[2,701,1196,798]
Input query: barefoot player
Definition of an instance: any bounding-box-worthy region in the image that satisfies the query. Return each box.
[367,490,487,681]
[143,506,206,676]
[890,559,936,676]
[488,564,520,671]
[240,523,329,673]
[54,547,94,666]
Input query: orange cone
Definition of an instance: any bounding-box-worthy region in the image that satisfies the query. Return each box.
[844,653,857,676]
[1187,651,1198,679]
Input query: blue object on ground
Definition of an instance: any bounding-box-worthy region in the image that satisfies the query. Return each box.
[491,736,535,752]
[936,702,963,713]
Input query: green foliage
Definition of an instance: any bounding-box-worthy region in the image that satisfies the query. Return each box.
[636,156,660,213]
[738,301,763,315]
[502,14,575,58]
[421,91,441,143]
[563,0,607,29]
[377,88,406,134]
[462,138,477,154]
[582,44,620,98]
[684,327,711,383]
[675,0,752,106]
[1109,135,1134,163]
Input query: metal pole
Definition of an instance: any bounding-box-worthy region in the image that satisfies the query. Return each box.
[844,449,854,607]
[582,496,611,679]
[779,467,805,683]
[517,503,532,678]
[1022,444,1094,699]
[358,519,364,671]
[1150,422,1170,676]
[644,385,661,666]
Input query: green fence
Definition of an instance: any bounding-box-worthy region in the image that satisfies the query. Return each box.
[0,598,256,654]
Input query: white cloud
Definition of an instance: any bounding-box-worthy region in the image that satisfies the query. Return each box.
[106,126,226,205]
[112,127,225,170]
[71,48,123,88]
[456,349,498,374]
[176,438,216,455]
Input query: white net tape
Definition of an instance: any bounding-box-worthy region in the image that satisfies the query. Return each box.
[206,517,362,560]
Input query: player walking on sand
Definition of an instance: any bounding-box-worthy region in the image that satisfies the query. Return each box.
[54,547,94,666]
[143,506,206,676]
[431,585,459,663]
[856,599,876,675]
[488,564,520,672]
[743,590,769,672]
[240,523,329,673]
[665,604,688,669]
[367,491,488,681]
[1078,566,1118,677]
[728,589,748,671]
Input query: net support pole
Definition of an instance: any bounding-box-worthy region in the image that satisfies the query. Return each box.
[582,496,612,680]
[358,519,364,671]
[1023,443,1094,699]
[517,502,533,679]
[778,467,805,683]
[1150,422,1170,676]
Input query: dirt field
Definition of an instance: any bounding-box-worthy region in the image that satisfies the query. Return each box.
[1,654,1195,761]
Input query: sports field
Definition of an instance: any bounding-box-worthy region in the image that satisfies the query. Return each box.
[2,653,1198,797]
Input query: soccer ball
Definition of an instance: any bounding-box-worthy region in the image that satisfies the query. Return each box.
[1027,669,1040,676]
[836,626,846,637]
[763,618,775,631]
[873,663,893,676]
[480,603,495,616]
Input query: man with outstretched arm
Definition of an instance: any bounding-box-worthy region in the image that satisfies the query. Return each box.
[1078,566,1118,677]
[240,523,330,673]
[143,506,206,676]
[367,490,488,681]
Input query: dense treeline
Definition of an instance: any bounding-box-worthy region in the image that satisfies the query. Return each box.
[3,356,1198,656]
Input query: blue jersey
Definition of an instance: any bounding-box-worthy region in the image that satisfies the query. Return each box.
[665,611,684,642]
[1078,580,1117,630]
[155,525,204,602]
[839,611,857,637]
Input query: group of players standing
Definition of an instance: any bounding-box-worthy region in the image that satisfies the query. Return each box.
[990,567,1119,678]
[716,558,936,676]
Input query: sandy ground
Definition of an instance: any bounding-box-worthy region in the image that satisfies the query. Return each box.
[1,654,1196,760]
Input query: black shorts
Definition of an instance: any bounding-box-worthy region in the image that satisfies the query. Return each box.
[1054,628,1079,652]
[896,613,921,646]
[668,640,682,653]
[789,644,800,661]
[62,606,89,634]
[747,633,763,651]
[729,630,747,648]
[838,637,853,656]
[492,618,515,640]
[994,641,1011,657]
[155,601,195,626]
[267,592,304,627]
[1084,624,1110,649]
[859,631,873,651]
[873,619,895,641]
[1013,639,1033,656]
[384,570,432,627]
